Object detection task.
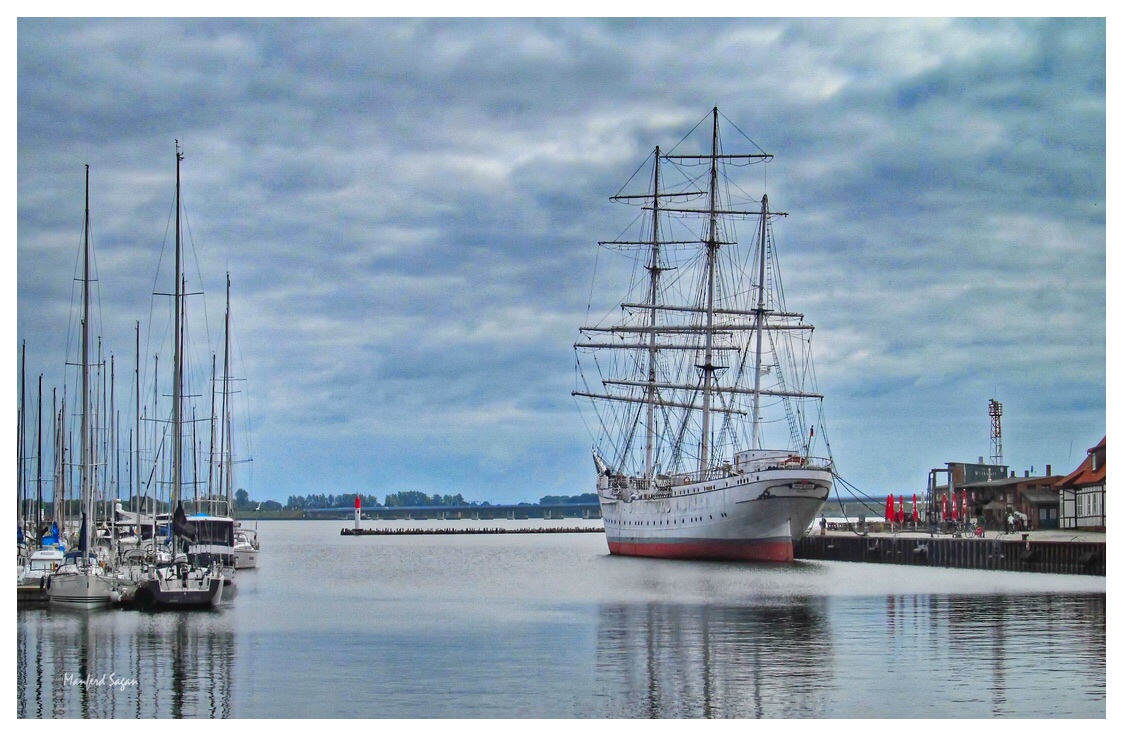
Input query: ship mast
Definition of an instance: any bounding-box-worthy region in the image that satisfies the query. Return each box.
[643,148,662,479]
[575,107,821,478]
[698,108,721,474]
[750,194,769,449]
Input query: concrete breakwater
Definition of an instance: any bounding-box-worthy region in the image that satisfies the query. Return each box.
[341,526,605,536]
[795,532,1105,576]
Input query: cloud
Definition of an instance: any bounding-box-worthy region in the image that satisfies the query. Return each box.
[14,17,1107,506]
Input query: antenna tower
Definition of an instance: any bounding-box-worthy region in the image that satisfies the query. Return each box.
[988,398,1003,466]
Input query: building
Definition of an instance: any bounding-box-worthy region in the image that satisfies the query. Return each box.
[929,460,1062,530]
[928,460,1005,524]
[1055,436,1106,532]
[958,473,1062,530]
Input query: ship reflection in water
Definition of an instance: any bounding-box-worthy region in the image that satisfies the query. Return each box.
[592,591,1105,719]
[593,598,832,718]
[16,610,233,718]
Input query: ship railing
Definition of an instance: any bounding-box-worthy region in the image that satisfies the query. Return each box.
[601,474,683,500]
[601,460,837,493]
[736,454,833,473]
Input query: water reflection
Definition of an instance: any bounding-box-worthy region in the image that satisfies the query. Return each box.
[934,593,1106,718]
[593,592,1105,719]
[16,524,1108,719]
[839,592,1106,718]
[594,598,832,718]
[16,609,234,718]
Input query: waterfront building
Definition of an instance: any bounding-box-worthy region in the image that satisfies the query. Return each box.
[1056,436,1107,531]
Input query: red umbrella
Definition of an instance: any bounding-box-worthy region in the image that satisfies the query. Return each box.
[960,490,968,521]
[886,493,895,524]
[950,492,959,521]
[912,493,919,523]
[941,493,949,521]
[897,496,905,524]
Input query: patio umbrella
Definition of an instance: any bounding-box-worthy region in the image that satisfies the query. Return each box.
[941,493,949,521]
[950,493,959,521]
[886,494,894,524]
[897,495,905,524]
[912,493,919,524]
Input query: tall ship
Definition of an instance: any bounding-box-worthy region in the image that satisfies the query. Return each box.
[573,108,833,562]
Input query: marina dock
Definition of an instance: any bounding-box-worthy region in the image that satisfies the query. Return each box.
[795,528,1105,576]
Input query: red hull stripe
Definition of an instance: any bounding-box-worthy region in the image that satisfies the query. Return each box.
[607,538,794,563]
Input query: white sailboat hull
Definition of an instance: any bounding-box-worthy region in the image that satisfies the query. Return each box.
[46,570,118,610]
[233,548,258,569]
[233,526,259,569]
[599,456,832,562]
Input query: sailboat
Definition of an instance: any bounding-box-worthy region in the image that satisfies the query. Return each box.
[573,108,833,562]
[134,143,225,609]
[218,273,259,571]
[172,271,252,602]
[17,373,67,605]
[47,165,123,609]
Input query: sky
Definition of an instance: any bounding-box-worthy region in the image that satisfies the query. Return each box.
[10,15,1110,508]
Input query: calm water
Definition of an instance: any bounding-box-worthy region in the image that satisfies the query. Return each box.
[15,519,1106,718]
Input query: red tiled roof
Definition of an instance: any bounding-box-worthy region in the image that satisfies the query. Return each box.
[1056,436,1106,488]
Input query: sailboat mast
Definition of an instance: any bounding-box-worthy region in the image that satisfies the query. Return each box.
[110,354,116,504]
[54,392,63,534]
[52,390,57,530]
[699,107,720,474]
[110,354,117,548]
[135,321,140,509]
[80,164,92,557]
[750,195,769,449]
[222,272,233,506]
[36,373,43,537]
[172,143,184,534]
[644,149,662,479]
[18,341,25,525]
[208,354,216,500]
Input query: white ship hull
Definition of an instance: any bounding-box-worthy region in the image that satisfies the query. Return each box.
[599,451,832,562]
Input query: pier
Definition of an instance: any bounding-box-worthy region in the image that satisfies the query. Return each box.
[309,501,602,521]
[795,529,1105,576]
[341,525,605,536]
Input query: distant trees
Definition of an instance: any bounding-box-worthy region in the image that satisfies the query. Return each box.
[538,493,598,505]
[383,491,467,508]
[268,491,597,511]
[283,493,381,510]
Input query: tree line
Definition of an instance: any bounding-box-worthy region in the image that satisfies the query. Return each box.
[28,489,601,516]
[279,491,599,510]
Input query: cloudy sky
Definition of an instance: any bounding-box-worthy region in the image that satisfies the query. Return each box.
[12,16,1108,508]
